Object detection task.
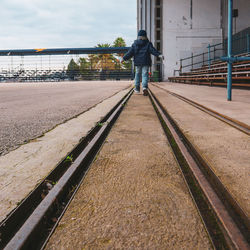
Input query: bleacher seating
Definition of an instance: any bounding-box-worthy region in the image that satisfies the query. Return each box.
[169,53,250,88]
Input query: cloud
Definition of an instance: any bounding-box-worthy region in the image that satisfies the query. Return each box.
[0,0,137,49]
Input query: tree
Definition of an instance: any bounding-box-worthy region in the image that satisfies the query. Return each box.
[78,57,91,79]
[90,43,116,70]
[66,37,132,80]
[79,57,90,73]
[67,59,79,80]
[113,37,132,71]
[112,37,125,70]
[113,37,126,48]
[123,59,133,71]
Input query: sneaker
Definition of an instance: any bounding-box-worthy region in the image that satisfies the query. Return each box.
[143,88,148,96]
[134,89,140,94]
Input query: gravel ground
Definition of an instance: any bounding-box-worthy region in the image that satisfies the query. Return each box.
[46,94,211,249]
[0,81,131,156]
[150,85,250,218]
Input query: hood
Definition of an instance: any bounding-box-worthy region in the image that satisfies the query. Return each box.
[134,39,149,53]
[134,39,148,46]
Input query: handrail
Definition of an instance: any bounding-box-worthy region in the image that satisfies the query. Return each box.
[179,32,250,74]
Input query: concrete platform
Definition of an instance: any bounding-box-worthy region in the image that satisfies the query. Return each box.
[150,84,250,217]
[46,94,211,249]
[154,82,250,126]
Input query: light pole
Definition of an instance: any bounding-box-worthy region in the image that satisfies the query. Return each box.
[227,0,233,101]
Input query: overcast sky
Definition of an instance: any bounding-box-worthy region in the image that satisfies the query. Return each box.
[0,0,137,50]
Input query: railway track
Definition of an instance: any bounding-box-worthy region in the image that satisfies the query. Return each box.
[1,87,249,249]
[149,88,249,249]
[0,88,133,250]
[151,83,250,136]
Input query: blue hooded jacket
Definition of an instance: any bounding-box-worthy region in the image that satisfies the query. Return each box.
[123,39,161,66]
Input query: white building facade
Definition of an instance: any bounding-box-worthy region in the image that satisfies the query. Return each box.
[137,0,250,80]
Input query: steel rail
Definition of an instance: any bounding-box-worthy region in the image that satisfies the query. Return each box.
[0,88,133,249]
[1,88,133,250]
[169,80,250,89]
[151,83,250,135]
[149,88,249,249]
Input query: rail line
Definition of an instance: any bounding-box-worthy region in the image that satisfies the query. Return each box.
[1,87,249,249]
[0,88,133,250]
[151,83,250,136]
[149,88,249,249]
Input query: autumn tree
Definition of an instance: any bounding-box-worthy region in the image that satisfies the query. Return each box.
[67,37,132,79]
[89,43,116,70]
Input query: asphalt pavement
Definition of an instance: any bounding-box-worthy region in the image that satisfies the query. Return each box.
[0,81,131,155]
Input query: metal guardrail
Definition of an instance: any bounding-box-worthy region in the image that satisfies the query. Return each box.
[179,31,250,74]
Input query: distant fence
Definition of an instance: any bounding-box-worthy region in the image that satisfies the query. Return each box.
[0,47,134,82]
[178,27,250,74]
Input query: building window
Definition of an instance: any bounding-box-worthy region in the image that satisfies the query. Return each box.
[154,0,162,80]
[156,30,161,40]
[157,42,161,51]
[156,7,161,18]
[156,19,161,28]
